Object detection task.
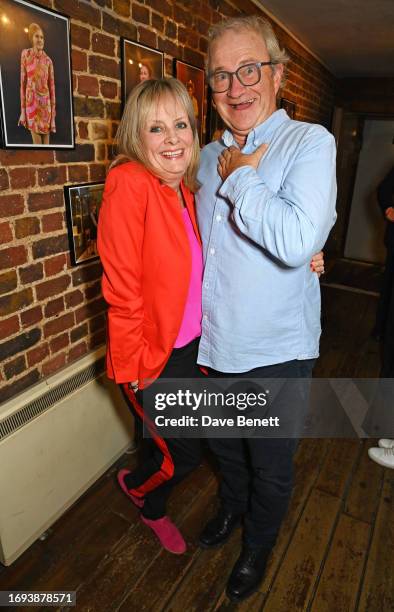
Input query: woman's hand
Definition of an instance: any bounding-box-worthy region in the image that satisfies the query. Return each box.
[128,380,139,393]
[310,251,325,277]
[18,112,26,127]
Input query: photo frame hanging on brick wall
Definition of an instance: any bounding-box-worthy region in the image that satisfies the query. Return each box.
[64,183,104,266]
[0,0,74,149]
[121,38,164,106]
[174,59,205,145]
[280,97,296,119]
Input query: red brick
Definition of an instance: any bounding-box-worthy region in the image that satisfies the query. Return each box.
[85,281,102,300]
[147,0,172,18]
[68,164,89,182]
[20,306,42,327]
[78,121,89,139]
[0,315,19,341]
[4,355,26,380]
[89,329,106,349]
[38,166,67,186]
[32,234,69,259]
[9,167,36,189]
[27,343,50,367]
[44,312,74,338]
[0,169,9,191]
[96,144,106,161]
[50,332,69,353]
[75,297,107,324]
[65,289,84,308]
[90,164,107,182]
[42,352,67,377]
[77,75,99,97]
[0,245,27,270]
[89,313,106,333]
[138,26,157,48]
[14,217,40,239]
[0,270,17,295]
[71,24,90,50]
[57,144,95,163]
[105,101,121,120]
[132,4,150,24]
[0,288,33,317]
[89,55,119,79]
[36,275,71,301]
[99,80,118,100]
[92,33,115,57]
[0,222,13,244]
[152,13,164,32]
[44,253,68,277]
[1,370,40,402]
[72,49,88,72]
[28,190,63,212]
[0,150,54,166]
[70,322,88,343]
[113,0,130,17]
[42,212,64,233]
[0,194,24,218]
[45,296,65,317]
[19,263,44,284]
[91,122,109,140]
[68,341,88,362]
[55,0,101,27]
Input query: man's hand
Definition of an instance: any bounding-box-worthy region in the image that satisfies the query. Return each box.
[218,143,268,181]
[385,207,394,222]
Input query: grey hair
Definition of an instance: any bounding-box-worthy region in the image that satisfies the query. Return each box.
[207,15,289,89]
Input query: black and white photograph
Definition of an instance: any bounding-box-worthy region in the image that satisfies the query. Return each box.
[0,0,74,149]
[121,38,164,104]
[64,183,104,266]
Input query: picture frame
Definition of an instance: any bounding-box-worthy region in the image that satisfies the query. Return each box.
[174,59,205,144]
[0,0,74,149]
[64,183,104,266]
[206,89,226,143]
[121,38,164,105]
[280,97,296,119]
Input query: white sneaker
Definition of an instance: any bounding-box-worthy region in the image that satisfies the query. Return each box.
[368,447,394,469]
[378,439,394,449]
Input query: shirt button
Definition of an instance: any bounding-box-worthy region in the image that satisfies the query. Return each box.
[216,214,222,222]
[204,282,209,289]
[203,314,208,320]
[210,247,215,256]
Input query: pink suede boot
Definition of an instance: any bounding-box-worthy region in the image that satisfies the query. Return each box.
[141,515,187,554]
[117,469,144,508]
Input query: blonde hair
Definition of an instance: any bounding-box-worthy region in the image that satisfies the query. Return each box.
[112,78,200,192]
[28,22,43,44]
[207,16,289,89]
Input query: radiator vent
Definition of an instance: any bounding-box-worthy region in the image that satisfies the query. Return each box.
[0,357,105,443]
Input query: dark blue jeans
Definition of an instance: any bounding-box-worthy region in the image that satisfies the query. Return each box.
[208,358,315,548]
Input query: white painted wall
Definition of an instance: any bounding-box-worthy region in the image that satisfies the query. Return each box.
[344,119,394,263]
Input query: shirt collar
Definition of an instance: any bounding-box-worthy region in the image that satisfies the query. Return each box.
[222,108,289,149]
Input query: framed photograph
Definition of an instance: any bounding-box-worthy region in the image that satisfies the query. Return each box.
[174,59,205,144]
[64,183,104,266]
[121,38,164,105]
[0,0,74,149]
[280,97,296,119]
[206,90,226,143]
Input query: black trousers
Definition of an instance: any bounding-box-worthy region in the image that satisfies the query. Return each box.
[208,358,315,548]
[121,338,203,520]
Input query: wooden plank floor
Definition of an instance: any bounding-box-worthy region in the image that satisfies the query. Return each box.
[2,284,393,612]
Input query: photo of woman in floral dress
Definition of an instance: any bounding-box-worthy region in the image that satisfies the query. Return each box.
[18,22,56,145]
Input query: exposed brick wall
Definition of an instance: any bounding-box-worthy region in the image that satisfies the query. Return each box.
[0,0,336,402]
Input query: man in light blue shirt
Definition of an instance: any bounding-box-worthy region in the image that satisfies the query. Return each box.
[196,15,337,602]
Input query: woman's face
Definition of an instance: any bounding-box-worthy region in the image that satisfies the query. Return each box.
[139,65,150,81]
[32,29,44,51]
[141,95,194,189]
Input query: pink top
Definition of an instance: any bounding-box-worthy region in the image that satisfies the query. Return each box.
[174,208,203,348]
[19,48,56,134]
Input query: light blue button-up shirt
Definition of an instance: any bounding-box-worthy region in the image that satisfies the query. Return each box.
[196,109,337,373]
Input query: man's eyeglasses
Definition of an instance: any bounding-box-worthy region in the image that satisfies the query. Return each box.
[208,61,277,93]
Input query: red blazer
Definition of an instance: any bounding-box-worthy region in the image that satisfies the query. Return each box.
[98,161,201,388]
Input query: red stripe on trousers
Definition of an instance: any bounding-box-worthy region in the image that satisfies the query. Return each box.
[123,383,175,499]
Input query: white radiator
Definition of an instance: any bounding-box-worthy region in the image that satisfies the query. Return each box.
[0,347,135,566]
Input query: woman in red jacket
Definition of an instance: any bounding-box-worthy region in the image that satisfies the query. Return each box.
[98,78,325,555]
[98,78,204,554]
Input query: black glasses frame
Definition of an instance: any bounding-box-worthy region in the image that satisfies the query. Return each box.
[208,61,277,93]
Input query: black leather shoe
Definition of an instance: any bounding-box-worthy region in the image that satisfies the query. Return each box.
[198,508,242,548]
[226,546,272,602]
